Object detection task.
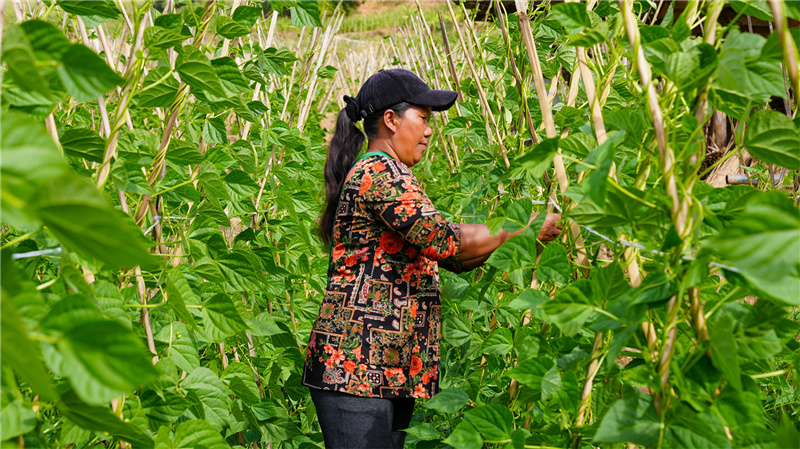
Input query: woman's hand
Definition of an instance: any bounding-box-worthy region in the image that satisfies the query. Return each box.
[532,212,563,243]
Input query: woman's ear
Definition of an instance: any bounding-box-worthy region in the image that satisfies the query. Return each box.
[382,109,399,134]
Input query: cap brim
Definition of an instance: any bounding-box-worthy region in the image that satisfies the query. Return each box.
[407,89,458,111]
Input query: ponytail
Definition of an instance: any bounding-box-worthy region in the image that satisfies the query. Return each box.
[318,101,413,247]
[318,108,365,246]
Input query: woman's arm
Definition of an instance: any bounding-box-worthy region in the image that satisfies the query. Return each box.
[457,212,562,270]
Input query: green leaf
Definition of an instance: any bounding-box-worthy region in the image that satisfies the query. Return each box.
[59,318,159,394]
[20,20,72,61]
[232,6,263,27]
[60,127,105,163]
[317,65,338,79]
[223,170,259,201]
[144,26,186,50]
[508,357,555,390]
[212,57,251,96]
[583,131,624,205]
[537,243,570,283]
[157,322,199,373]
[141,388,194,429]
[464,404,513,443]
[0,297,58,401]
[57,389,154,448]
[744,110,800,170]
[176,46,228,102]
[57,1,121,19]
[405,423,441,441]
[31,176,155,269]
[443,421,483,449]
[58,44,123,102]
[174,419,230,449]
[181,367,233,429]
[594,389,661,446]
[710,191,800,304]
[203,117,227,144]
[221,362,260,405]
[501,199,533,233]
[198,161,229,200]
[166,269,198,329]
[425,387,469,414]
[1,25,50,97]
[729,1,773,21]
[541,365,562,400]
[165,140,204,165]
[481,328,513,355]
[215,16,251,39]
[550,2,588,34]
[290,1,322,27]
[542,280,595,336]
[709,310,742,391]
[1,399,37,439]
[138,67,180,108]
[202,293,249,342]
[443,315,472,346]
[514,137,559,179]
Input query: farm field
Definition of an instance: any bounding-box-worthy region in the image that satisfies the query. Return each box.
[1,0,799,448]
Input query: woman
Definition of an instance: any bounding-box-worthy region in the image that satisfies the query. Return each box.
[303,69,562,448]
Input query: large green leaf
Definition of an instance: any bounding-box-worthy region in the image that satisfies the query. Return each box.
[144,26,187,50]
[215,16,251,39]
[514,137,559,179]
[1,25,50,97]
[443,314,472,346]
[59,318,159,394]
[57,0,121,19]
[744,110,800,170]
[181,367,233,429]
[594,390,662,446]
[60,127,105,163]
[0,298,58,401]
[57,389,154,448]
[58,44,123,102]
[174,419,231,449]
[709,311,742,391]
[542,280,596,336]
[176,46,228,102]
[202,293,249,342]
[31,176,155,268]
[1,398,37,439]
[481,328,513,355]
[425,387,469,414]
[20,20,72,61]
[537,243,571,283]
[710,191,800,304]
[138,67,180,108]
[464,404,513,443]
[290,1,323,27]
[508,356,555,390]
[221,362,260,405]
[442,421,483,449]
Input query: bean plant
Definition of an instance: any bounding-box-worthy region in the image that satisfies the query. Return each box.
[1,1,798,448]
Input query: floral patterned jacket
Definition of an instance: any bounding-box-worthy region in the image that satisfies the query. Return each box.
[302,152,465,399]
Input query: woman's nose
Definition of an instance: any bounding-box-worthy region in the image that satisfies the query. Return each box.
[424,125,432,137]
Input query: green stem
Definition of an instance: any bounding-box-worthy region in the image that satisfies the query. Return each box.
[1,227,42,249]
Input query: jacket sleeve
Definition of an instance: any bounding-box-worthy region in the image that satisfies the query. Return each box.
[361,159,463,267]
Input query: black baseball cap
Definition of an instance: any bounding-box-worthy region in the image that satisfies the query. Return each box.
[343,69,458,122]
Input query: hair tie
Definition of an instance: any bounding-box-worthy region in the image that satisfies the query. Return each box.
[343,95,361,122]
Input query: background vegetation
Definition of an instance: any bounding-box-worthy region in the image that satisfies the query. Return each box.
[1,0,799,448]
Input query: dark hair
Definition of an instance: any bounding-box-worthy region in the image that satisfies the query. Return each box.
[318,102,413,247]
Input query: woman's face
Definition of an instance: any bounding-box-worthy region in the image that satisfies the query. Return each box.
[389,105,433,167]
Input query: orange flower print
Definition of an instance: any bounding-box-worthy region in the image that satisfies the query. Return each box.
[409,355,423,377]
[412,383,430,398]
[343,360,356,374]
[380,232,403,254]
[332,243,345,260]
[372,161,386,172]
[359,173,373,195]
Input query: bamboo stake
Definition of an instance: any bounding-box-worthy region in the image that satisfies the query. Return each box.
[446,0,510,168]
[516,0,589,268]
[769,0,800,114]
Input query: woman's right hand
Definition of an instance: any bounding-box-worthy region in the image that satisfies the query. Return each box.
[531,212,563,243]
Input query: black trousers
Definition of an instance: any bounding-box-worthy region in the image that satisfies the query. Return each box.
[309,388,416,449]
